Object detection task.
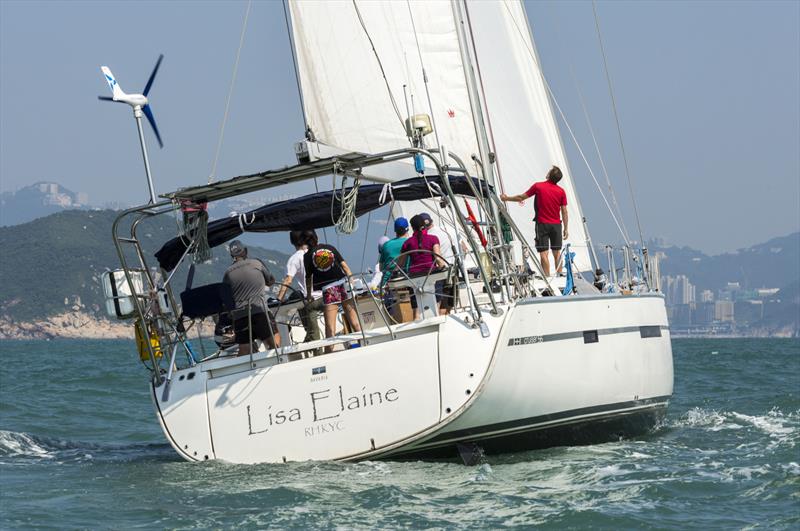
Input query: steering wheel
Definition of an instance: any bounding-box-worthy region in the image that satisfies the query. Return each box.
[269,282,307,327]
[379,249,452,321]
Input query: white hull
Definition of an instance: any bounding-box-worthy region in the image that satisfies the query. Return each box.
[152,294,672,463]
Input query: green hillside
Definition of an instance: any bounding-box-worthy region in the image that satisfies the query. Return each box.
[0,210,289,321]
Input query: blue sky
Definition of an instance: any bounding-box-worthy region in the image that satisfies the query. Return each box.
[0,0,798,255]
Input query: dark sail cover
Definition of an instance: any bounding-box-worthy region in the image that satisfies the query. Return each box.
[155,175,492,271]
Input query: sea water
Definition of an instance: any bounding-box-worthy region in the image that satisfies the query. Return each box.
[0,338,797,529]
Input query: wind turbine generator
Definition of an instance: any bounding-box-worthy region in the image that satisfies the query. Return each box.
[98,54,164,204]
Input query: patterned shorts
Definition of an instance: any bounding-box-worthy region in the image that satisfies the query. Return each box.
[323,284,348,305]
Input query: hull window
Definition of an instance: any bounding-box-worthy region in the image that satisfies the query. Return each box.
[583,330,599,343]
[640,326,662,338]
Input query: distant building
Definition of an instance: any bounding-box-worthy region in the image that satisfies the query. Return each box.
[756,288,780,297]
[735,289,761,301]
[715,300,734,322]
[735,300,764,325]
[0,181,90,226]
[700,289,714,303]
[694,302,715,325]
[672,304,694,326]
[719,282,741,301]
[662,275,696,306]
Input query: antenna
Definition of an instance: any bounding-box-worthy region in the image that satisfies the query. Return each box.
[98,54,164,204]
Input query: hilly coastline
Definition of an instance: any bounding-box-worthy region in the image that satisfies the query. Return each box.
[0,210,289,339]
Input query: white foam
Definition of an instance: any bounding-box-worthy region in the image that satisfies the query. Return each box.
[782,461,800,475]
[678,407,739,431]
[731,411,794,437]
[596,464,623,478]
[471,463,493,482]
[0,430,54,459]
[676,407,799,447]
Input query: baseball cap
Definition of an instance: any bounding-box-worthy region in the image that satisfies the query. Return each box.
[394,217,409,233]
[419,212,433,228]
[410,214,425,232]
[229,239,247,257]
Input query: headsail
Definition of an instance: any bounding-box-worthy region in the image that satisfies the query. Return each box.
[464,1,591,270]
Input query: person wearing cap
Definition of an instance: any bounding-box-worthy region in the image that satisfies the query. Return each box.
[419,212,457,314]
[222,239,280,355]
[379,217,410,285]
[402,215,446,274]
[276,230,323,349]
[401,215,446,318]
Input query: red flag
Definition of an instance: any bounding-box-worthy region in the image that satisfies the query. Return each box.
[464,199,487,248]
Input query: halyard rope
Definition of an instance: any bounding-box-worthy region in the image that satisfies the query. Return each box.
[592,0,646,246]
[208,0,252,184]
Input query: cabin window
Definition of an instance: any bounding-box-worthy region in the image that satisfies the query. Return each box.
[583,330,599,343]
[640,326,662,338]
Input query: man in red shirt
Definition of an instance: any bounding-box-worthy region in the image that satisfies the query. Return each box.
[500,165,569,277]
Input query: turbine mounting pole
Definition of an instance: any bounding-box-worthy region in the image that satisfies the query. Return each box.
[133,105,158,204]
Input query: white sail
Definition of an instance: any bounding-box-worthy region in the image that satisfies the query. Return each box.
[289,0,592,272]
[464,0,591,271]
[288,0,479,165]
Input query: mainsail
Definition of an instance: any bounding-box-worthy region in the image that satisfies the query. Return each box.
[288,0,479,161]
[288,0,592,271]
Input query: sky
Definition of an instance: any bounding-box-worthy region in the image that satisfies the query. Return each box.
[0,0,798,255]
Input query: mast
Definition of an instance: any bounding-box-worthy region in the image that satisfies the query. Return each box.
[451,0,511,298]
[450,0,495,193]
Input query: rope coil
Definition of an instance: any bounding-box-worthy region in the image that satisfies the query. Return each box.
[180,200,211,263]
[331,164,360,234]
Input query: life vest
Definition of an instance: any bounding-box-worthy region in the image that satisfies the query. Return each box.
[135,319,163,362]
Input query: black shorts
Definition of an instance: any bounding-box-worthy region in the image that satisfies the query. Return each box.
[439,282,456,310]
[233,312,277,344]
[535,223,563,252]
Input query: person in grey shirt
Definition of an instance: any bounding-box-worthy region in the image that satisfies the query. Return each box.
[222,240,280,354]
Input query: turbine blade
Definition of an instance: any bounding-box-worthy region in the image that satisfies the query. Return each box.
[101,66,126,99]
[142,104,163,148]
[142,54,164,97]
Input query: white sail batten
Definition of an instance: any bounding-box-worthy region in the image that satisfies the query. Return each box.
[464,1,590,271]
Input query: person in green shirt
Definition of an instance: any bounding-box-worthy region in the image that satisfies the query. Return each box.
[379,217,410,285]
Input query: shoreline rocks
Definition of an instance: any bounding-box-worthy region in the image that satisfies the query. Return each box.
[0,312,133,340]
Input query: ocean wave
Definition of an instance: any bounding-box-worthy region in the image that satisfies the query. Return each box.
[673,407,799,439]
[731,408,797,438]
[0,429,173,464]
[0,430,55,459]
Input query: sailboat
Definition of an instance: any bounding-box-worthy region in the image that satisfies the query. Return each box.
[104,0,672,464]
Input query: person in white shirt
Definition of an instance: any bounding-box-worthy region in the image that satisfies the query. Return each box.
[276,230,323,345]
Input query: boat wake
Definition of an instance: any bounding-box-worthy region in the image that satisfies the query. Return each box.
[672,406,799,446]
[0,430,53,460]
[0,429,174,464]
